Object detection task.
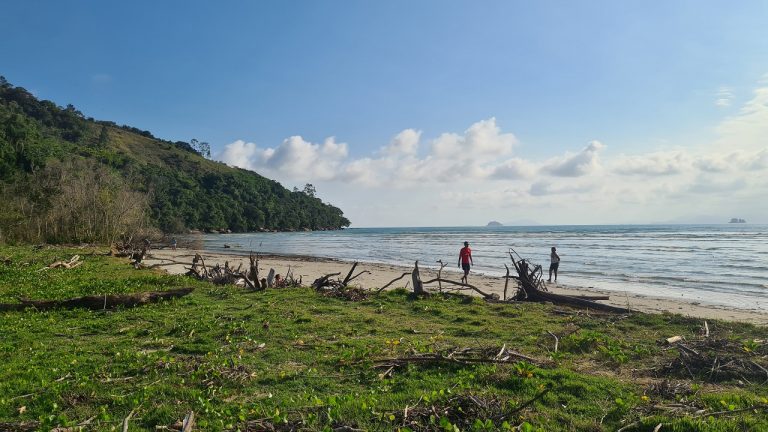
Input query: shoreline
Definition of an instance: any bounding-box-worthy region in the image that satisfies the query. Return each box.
[145,248,768,326]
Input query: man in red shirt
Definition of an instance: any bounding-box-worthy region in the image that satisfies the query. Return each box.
[458,241,473,284]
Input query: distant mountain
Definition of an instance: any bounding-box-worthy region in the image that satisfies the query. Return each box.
[486,221,503,227]
[0,76,350,241]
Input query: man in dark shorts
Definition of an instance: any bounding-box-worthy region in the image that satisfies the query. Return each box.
[458,241,473,284]
[548,246,560,283]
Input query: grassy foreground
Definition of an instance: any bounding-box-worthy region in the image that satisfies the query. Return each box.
[0,246,766,431]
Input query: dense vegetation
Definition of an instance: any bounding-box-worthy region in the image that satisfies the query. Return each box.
[0,246,766,431]
[0,76,350,243]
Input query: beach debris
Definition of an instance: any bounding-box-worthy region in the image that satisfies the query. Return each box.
[436,259,448,292]
[659,337,768,383]
[181,411,195,432]
[38,255,82,271]
[665,336,684,344]
[0,287,193,312]
[121,409,134,432]
[507,249,631,314]
[411,260,426,295]
[375,272,412,293]
[312,262,371,300]
[388,394,517,431]
[370,345,546,373]
[186,252,263,290]
[421,276,498,300]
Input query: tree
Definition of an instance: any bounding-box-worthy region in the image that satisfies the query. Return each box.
[302,183,316,198]
[98,125,109,147]
[190,138,211,158]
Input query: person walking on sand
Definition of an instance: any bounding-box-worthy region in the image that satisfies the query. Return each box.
[548,246,560,283]
[171,237,177,251]
[458,241,473,284]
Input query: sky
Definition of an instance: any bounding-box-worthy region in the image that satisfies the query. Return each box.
[2,1,767,226]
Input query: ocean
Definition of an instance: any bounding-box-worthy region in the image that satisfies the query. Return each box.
[195,225,768,312]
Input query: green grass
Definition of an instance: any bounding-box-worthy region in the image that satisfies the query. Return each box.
[0,246,766,431]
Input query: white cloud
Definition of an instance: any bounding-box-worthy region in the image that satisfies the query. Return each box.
[715,84,768,151]
[218,136,348,181]
[613,151,690,176]
[383,129,421,156]
[529,180,597,196]
[216,77,768,225]
[490,158,536,179]
[715,86,733,107]
[542,141,605,177]
[431,117,517,159]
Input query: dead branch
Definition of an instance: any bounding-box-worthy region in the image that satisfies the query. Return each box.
[421,277,498,300]
[376,272,412,294]
[436,260,448,292]
[371,346,545,370]
[341,262,359,286]
[39,255,82,271]
[547,331,559,353]
[346,270,371,284]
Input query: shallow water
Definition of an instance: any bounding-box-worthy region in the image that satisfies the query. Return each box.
[194,224,768,311]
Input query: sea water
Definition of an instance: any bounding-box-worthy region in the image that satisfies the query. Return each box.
[196,225,768,311]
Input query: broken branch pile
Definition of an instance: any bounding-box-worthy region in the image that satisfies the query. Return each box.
[312,262,370,301]
[373,345,547,375]
[187,253,263,291]
[660,338,768,384]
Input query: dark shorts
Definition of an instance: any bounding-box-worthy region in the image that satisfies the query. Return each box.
[462,263,471,274]
[549,262,559,271]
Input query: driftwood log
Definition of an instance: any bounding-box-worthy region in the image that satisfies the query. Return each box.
[508,249,629,313]
[186,253,262,290]
[0,288,194,311]
[39,255,82,271]
[411,261,425,295]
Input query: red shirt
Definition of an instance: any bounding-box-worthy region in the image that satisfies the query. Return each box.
[459,247,472,264]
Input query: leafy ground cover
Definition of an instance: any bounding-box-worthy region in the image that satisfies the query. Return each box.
[0,246,766,431]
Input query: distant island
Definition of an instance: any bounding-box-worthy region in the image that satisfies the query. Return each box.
[486,221,503,227]
[729,218,747,223]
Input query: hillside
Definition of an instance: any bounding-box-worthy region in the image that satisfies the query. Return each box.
[0,76,350,242]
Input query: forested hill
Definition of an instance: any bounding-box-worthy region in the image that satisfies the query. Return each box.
[0,76,350,243]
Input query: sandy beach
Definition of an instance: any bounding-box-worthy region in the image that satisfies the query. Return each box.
[145,248,768,326]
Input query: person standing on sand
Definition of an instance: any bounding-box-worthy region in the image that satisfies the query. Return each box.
[171,237,177,251]
[458,241,473,284]
[548,246,560,283]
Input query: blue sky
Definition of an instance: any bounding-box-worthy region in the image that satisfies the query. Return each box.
[2,1,768,225]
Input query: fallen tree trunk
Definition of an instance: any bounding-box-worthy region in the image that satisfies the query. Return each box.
[508,249,629,314]
[0,288,194,311]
